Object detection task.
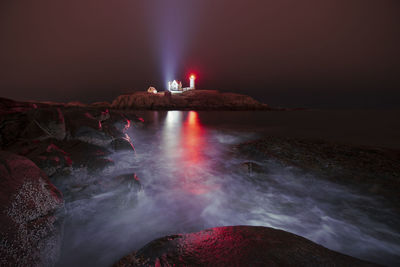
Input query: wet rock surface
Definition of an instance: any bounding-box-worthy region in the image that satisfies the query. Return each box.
[115,226,377,267]
[236,136,400,209]
[0,151,64,267]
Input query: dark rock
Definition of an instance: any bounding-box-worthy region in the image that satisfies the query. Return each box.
[112,173,142,192]
[101,112,132,139]
[163,90,172,98]
[103,173,142,206]
[66,101,87,107]
[240,161,265,175]
[64,108,106,140]
[0,107,66,148]
[53,140,113,173]
[86,157,114,172]
[6,108,67,142]
[91,101,111,108]
[111,92,171,110]
[74,126,113,147]
[7,139,113,176]
[0,151,64,267]
[27,108,66,141]
[236,137,400,208]
[64,108,138,150]
[29,142,72,177]
[1,103,139,154]
[111,137,135,151]
[0,97,39,115]
[115,226,377,267]
[61,173,141,209]
[0,112,30,149]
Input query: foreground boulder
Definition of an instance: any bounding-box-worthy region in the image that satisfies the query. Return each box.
[0,151,64,266]
[115,226,376,267]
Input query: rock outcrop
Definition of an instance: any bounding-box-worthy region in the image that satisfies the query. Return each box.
[0,99,143,265]
[0,151,64,267]
[236,136,400,209]
[115,226,377,267]
[111,90,270,110]
[0,105,66,148]
[1,104,140,176]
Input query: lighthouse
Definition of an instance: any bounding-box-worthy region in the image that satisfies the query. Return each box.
[168,74,196,93]
[190,75,196,89]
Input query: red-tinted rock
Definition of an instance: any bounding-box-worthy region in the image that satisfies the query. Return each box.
[0,151,64,267]
[115,226,377,267]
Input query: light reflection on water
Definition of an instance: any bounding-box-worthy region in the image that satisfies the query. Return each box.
[56,111,400,267]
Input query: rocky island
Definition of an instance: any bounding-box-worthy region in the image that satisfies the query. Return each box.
[111,90,271,110]
[1,89,273,111]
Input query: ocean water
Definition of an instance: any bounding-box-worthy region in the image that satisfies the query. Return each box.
[56,110,400,266]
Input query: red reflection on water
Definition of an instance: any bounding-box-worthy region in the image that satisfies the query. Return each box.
[183,111,203,164]
[180,111,213,195]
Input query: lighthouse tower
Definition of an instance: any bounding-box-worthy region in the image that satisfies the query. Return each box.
[190,75,196,89]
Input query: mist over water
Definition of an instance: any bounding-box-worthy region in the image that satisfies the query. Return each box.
[56,111,400,267]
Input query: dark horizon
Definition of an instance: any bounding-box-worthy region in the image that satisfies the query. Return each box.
[0,0,399,108]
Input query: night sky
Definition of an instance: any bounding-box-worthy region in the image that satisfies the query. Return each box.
[0,0,399,108]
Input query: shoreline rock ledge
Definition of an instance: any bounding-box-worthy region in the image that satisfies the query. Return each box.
[114,226,378,267]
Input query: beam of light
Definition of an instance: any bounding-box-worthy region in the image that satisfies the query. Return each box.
[143,1,204,89]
